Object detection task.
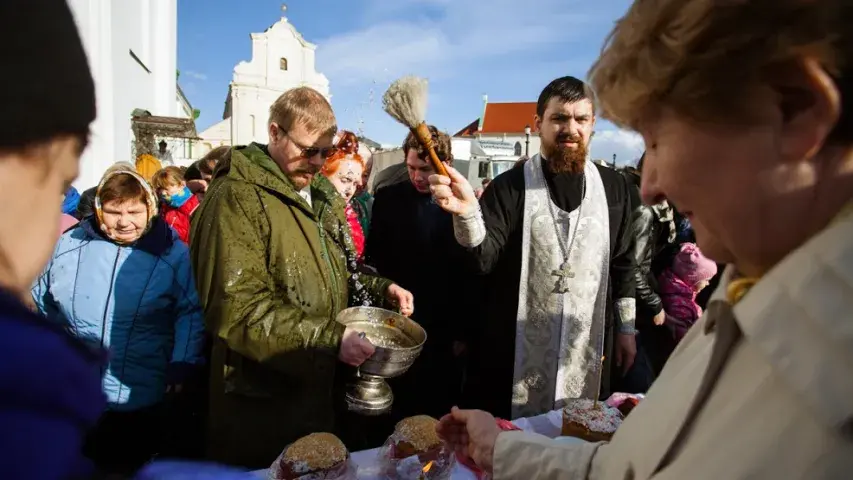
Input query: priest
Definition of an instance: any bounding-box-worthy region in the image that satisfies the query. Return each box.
[429,76,637,419]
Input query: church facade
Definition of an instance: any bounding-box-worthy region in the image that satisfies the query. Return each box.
[198,10,330,156]
[67,0,184,189]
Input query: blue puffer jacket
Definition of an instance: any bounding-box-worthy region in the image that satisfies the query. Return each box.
[32,215,205,412]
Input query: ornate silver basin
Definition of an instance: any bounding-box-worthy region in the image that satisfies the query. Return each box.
[336,306,427,415]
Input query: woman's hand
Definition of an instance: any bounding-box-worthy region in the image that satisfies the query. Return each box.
[437,407,501,476]
[385,283,414,316]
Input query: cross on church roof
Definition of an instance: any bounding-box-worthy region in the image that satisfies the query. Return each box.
[281,3,287,13]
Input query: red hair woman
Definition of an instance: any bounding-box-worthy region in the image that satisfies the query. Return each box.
[322,131,367,259]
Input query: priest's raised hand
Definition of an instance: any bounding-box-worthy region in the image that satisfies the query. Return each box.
[428,167,478,216]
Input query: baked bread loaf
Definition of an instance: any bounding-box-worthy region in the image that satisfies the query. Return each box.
[561,398,623,442]
[382,415,454,479]
[277,432,349,480]
[390,415,443,460]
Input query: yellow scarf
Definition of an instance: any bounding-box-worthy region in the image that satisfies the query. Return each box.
[726,200,853,304]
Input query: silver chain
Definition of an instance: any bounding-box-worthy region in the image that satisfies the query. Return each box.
[547,175,586,266]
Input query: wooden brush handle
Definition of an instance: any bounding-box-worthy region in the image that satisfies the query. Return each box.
[413,123,450,177]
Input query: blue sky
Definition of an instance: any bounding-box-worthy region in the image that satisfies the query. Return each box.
[178,0,644,164]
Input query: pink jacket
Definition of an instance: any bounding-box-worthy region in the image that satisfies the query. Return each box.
[657,268,702,341]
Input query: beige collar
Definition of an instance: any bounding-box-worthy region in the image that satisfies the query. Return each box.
[709,209,853,435]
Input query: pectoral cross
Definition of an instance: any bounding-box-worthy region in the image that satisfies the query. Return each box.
[552,260,574,294]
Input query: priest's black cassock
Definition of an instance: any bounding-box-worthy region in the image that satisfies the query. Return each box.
[458,158,636,419]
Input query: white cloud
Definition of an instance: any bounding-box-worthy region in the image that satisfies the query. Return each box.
[590,129,644,166]
[184,70,208,81]
[316,0,596,86]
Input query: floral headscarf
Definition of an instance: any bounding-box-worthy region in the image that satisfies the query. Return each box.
[94,170,159,244]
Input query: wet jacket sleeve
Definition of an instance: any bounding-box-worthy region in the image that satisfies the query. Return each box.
[350,271,393,309]
[632,206,664,319]
[193,183,344,376]
[169,253,205,366]
[493,431,605,479]
[611,176,638,334]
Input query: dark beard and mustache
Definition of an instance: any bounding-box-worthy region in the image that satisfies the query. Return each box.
[543,134,588,175]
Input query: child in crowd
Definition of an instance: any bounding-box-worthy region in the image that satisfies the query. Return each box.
[151,166,200,244]
[657,242,718,342]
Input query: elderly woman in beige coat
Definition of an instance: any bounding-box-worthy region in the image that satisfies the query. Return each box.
[433,1,853,479]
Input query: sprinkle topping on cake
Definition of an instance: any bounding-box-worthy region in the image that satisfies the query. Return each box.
[283,432,347,473]
[394,415,441,452]
[563,399,623,433]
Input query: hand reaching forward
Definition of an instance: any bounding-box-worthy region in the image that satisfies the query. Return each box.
[187,179,208,194]
[428,167,478,216]
[338,327,375,366]
[385,283,414,317]
[436,407,501,476]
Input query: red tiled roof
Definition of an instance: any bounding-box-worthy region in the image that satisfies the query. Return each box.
[480,102,538,134]
[454,118,480,137]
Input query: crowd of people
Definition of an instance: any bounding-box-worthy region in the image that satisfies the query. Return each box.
[2,0,853,479]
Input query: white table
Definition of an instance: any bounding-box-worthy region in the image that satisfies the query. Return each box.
[254,410,567,479]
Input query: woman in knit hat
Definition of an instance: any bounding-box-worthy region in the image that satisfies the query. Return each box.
[656,242,718,342]
[0,0,105,478]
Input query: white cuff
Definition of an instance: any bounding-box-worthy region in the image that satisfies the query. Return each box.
[615,297,637,334]
[453,204,486,248]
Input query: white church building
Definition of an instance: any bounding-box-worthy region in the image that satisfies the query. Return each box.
[67,0,195,190]
[198,8,330,155]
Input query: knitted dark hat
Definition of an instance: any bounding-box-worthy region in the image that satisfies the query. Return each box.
[0,0,96,149]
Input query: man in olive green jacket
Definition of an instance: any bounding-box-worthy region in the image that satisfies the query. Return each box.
[190,88,413,468]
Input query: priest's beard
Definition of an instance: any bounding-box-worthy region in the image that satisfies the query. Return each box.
[543,134,588,175]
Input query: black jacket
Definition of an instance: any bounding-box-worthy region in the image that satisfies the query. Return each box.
[623,171,675,325]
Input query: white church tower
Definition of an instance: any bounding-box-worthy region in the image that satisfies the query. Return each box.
[199,5,330,152]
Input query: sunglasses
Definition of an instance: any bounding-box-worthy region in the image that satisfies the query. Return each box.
[277,126,337,159]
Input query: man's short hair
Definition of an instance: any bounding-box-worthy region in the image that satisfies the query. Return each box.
[536,76,593,118]
[403,125,452,165]
[589,1,853,141]
[269,87,337,137]
[199,145,228,175]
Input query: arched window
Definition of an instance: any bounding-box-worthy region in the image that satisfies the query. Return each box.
[514,141,522,156]
[249,114,256,139]
[279,58,288,70]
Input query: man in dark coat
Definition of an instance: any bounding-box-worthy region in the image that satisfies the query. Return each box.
[365,126,474,424]
[429,77,637,419]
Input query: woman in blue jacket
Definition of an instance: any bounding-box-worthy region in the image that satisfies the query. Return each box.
[33,170,206,475]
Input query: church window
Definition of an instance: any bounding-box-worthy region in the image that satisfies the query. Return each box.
[250,115,256,138]
[514,141,522,156]
[280,58,288,70]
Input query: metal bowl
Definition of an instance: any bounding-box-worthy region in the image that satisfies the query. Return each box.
[336,306,426,378]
